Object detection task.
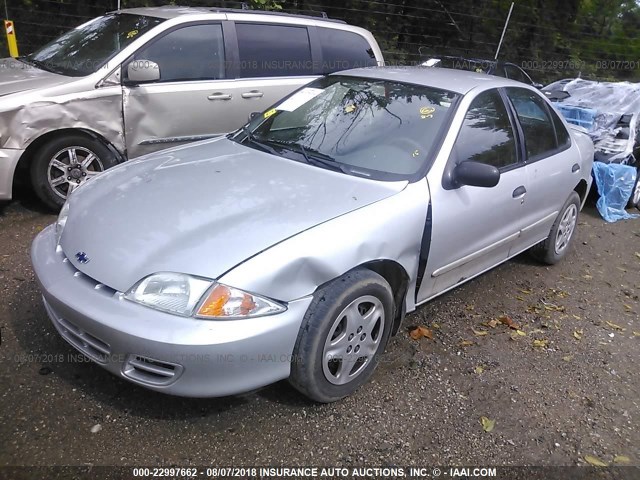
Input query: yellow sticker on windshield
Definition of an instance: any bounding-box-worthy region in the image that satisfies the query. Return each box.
[420,106,435,119]
[126,29,139,39]
[264,108,277,119]
[345,104,357,113]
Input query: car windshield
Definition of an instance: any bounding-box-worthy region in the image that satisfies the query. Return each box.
[234,75,459,180]
[22,13,164,77]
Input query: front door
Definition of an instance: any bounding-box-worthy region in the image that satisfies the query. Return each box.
[418,89,527,302]
[122,22,235,158]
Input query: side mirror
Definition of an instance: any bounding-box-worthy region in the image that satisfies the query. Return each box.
[126,59,160,83]
[453,161,500,188]
[248,111,261,121]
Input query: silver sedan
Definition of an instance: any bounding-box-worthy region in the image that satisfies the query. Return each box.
[31,67,594,402]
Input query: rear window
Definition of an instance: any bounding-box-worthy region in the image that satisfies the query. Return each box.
[318,27,377,74]
[236,23,313,78]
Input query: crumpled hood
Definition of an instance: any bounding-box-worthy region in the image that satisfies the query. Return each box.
[61,138,406,293]
[0,57,70,97]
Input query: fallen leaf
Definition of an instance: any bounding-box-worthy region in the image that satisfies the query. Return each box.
[614,455,631,464]
[472,328,488,337]
[583,274,593,280]
[573,330,583,340]
[474,366,484,374]
[633,331,640,337]
[623,304,633,311]
[533,339,549,348]
[482,319,500,328]
[515,296,525,301]
[515,330,527,336]
[465,304,475,311]
[431,322,441,329]
[572,315,582,320]
[460,340,475,347]
[584,455,608,467]
[606,321,625,331]
[409,326,433,340]
[518,289,532,295]
[562,355,573,362]
[635,252,640,260]
[498,315,520,330]
[480,416,495,432]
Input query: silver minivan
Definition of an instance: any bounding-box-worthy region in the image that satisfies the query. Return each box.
[0,6,383,209]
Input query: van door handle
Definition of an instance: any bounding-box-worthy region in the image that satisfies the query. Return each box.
[208,93,232,101]
[512,185,527,198]
[241,90,264,99]
[572,163,581,173]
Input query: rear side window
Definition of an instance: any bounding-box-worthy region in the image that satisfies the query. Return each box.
[550,106,571,149]
[318,27,377,73]
[131,24,225,82]
[507,88,558,160]
[455,89,518,169]
[236,23,313,78]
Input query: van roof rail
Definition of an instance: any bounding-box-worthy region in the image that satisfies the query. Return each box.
[210,5,345,23]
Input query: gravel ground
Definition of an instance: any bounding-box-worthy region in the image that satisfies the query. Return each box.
[0,191,639,468]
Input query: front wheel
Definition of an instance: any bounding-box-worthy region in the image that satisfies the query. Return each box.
[289,269,394,403]
[30,134,119,210]
[530,191,581,265]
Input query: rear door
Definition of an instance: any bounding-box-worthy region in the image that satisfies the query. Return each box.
[504,87,576,252]
[123,22,233,158]
[419,88,528,302]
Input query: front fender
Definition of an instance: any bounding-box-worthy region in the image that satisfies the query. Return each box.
[219,179,430,313]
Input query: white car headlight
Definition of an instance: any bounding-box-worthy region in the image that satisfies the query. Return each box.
[125,272,286,319]
[55,201,70,245]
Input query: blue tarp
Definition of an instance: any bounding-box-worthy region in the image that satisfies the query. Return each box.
[592,162,639,222]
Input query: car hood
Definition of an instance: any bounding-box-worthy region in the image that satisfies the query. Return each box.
[0,57,70,97]
[61,138,407,293]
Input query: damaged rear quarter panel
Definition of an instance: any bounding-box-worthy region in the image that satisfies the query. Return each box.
[219,179,430,313]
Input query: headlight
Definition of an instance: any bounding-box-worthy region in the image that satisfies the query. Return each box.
[55,201,70,245]
[125,272,286,319]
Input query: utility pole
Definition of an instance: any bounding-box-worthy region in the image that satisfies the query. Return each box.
[495,2,514,60]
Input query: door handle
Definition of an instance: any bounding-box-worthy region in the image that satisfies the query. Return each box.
[512,185,527,198]
[208,93,232,101]
[241,90,264,99]
[572,163,581,173]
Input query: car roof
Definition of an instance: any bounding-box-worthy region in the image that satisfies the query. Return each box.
[336,67,527,95]
[117,6,345,23]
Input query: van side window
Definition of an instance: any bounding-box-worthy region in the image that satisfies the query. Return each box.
[131,24,225,82]
[236,23,313,78]
[318,28,377,73]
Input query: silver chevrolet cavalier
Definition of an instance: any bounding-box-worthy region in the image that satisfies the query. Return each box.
[31,67,594,402]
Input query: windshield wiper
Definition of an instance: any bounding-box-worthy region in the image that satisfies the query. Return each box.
[238,127,282,157]
[262,139,350,174]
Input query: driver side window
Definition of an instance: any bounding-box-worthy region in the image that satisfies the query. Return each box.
[455,89,518,169]
[128,23,226,83]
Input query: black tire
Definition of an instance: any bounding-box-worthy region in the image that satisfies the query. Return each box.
[30,134,119,211]
[628,167,640,210]
[530,191,581,265]
[289,269,394,403]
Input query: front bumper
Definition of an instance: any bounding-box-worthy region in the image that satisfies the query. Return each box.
[0,147,24,200]
[31,225,313,397]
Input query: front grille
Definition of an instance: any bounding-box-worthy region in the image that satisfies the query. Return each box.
[122,355,183,386]
[45,300,111,363]
[59,248,119,297]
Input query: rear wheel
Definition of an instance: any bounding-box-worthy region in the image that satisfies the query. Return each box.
[30,134,118,210]
[289,269,394,403]
[628,167,640,210]
[530,191,581,265]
